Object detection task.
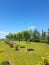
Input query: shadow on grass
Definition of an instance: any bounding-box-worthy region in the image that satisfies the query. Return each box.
[0,51,5,53]
[1,61,10,65]
[27,48,34,51]
[45,63,49,65]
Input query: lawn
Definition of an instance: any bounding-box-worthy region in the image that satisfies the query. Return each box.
[0,41,49,65]
[0,41,9,65]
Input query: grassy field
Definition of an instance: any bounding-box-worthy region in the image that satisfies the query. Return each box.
[0,41,49,65]
[0,41,9,65]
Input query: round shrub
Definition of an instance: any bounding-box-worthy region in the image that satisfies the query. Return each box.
[4,40,9,44]
[7,61,10,65]
[20,46,25,48]
[15,45,20,50]
[9,43,14,48]
[27,48,34,51]
[1,61,11,65]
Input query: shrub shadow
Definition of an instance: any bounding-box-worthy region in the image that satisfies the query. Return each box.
[0,51,4,53]
[1,61,10,65]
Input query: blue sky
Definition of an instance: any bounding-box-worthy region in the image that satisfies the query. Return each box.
[0,0,49,38]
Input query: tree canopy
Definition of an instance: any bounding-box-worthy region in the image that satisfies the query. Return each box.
[6,29,49,43]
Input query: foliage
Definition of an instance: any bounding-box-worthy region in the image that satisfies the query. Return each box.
[6,29,49,43]
[40,40,47,43]
[47,36,49,44]
[36,56,49,65]
[32,29,40,42]
[20,46,25,48]
[22,30,30,41]
[41,30,47,40]
[9,43,14,48]
[6,33,14,40]
[15,45,20,50]
[16,32,23,41]
[47,29,49,44]
[29,29,33,41]
[27,48,34,51]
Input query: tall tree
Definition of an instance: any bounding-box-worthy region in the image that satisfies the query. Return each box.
[6,33,13,40]
[47,29,49,44]
[16,32,23,41]
[41,30,46,40]
[32,29,40,42]
[22,30,30,41]
[29,29,33,41]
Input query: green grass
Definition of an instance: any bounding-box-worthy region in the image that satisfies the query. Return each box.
[0,41,9,65]
[0,41,49,65]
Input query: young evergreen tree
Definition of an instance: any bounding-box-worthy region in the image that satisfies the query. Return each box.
[41,30,46,40]
[29,29,33,41]
[32,29,40,42]
[47,29,49,44]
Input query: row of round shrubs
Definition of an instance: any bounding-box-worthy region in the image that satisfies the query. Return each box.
[4,40,34,52]
[4,40,14,48]
[4,40,22,50]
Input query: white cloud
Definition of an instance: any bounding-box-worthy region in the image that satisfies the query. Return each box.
[0,31,9,39]
[28,26,35,30]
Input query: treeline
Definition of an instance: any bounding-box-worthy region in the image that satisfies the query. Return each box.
[6,29,49,43]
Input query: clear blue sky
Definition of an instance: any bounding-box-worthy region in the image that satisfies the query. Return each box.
[0,0,49,38]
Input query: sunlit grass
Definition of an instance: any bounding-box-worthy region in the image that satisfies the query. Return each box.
[0,41,8,65]
[0,41,49,65]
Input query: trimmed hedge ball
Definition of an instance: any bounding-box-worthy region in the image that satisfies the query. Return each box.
[20,46,25,48]
[27,48,34,51]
